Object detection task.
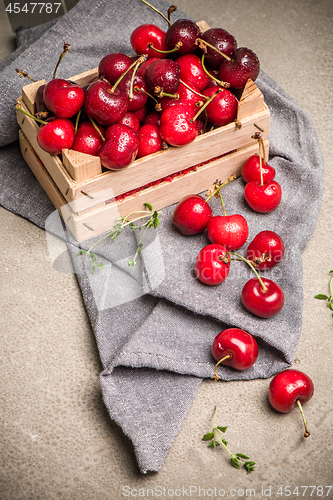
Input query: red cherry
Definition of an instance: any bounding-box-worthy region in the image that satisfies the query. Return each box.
[130,24,168,59]
[98,52,132,84]
[218,47,260,89]
[244,179,282,213]
[133,105,148,123]
[98,124,139,170]
[71,121,105,156]
[211,328,258,379]
[142,110,161,127]
[158,81,201,113]
[43,78,84,118]
[145,58,181,94]
[241,154,276,183]
[165,19,201,55]
[201,87,238,126]
[117,111,141,133]
[159,103,198,147]
[117,72,148,112]
[241,277,284,318]
[35,83,51,119]
[194,243,230,286]
[173,194,212,235]
[175,54,210,91]
[207,214,249,251]
[136,57,160,78]
[268,369,314,437]
[246,230,285,270]
[200,28,237,69]
[37,117,75,154]
[136,124,164,158]
[84,80,128,126]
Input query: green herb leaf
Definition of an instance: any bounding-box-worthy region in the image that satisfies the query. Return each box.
[315,294,329,300]
[217,426,228,433]
[236,453,250,459]
[230,458,240,469]
[202,431,214,441]
[144,202,153,211]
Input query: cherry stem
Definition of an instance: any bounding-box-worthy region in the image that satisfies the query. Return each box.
[111,55,147,94]
[191,89,223,122]
[148,41,182,54]
[167,4,177,21]
[214,354,232,381]
[16,105,48,125]
[74,108,82,134]
[196,38,232,62]
[200,54,230,88]
[296,400,310,438]
[139,0,171,26]
[205,175,236,203]
[179,79,209,99]
[52,42,70,80]
[135,86,159,104]
[154,87,179,99]
[88,116,105,142]
[228,251,268,293]
[15,68,36,82]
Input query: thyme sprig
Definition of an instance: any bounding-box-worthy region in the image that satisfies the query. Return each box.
[315,270,333,317]
[78,203,161,272]
[202,406,255,474]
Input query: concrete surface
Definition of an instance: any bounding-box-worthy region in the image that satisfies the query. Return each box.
[1,0,332,498]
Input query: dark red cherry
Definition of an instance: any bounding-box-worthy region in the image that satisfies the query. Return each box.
[137,124,164,158]
[43,78,84,118]
[175,53,210,91]
[246,230,284,270]
[241,154,276,183]
[200,28,237,69]
[173,194,212,235]
[201,87,238,126]
[35,84,51,119]
[117,111,141,133]
[241,277,284,318]
[84,79,128,126]
[142,110,161,127]
[165,19,201,55]
[98,123,139,170]
[71,121,105,156]
[194,243,230,286]
[98,52,132,84]
[136,57,160,78]
[133,104,148,123]
[218,47,260,89]
[37,117,75,154]
[159,103,198,147]
[145,59,181,94]
[130,24,168,59]
[117,72,148,112]
[158,81,201,113]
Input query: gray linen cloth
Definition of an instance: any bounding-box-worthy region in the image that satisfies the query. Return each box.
[0,0,324,473]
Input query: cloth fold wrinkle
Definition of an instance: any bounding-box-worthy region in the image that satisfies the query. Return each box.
[0,0,324,474]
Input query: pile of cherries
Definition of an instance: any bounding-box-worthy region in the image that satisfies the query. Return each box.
[173,143,314,438]
[17,3,262,170]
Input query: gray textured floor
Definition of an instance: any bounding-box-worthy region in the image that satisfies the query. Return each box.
[1,0,333,498]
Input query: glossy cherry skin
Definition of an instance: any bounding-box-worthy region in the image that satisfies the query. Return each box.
[175,54,210,91]
[136,57,160,78]
[117,111,141,133]
[241,277,284,318]
[211,328,258,371]
[98,124,139,170]
[117,72,148,112]
[244,179,282,213]
[133,105,147,123]
[173,194,212,235]
[35,84,51,119]
[145,59,181,94]
[43,79,84,119]
[218,47,260,89]
[71,121,105,156]
[268,369,314,413]
[37,117,75,155]
[241,154,276,183]
[84,80,128,126]
[247,230,284,270]
[165,19,201,55]
[207,214,249,251]
[200,28,237,69]
[98,52,132,84]
[136,124,164,158]
[201,87,238,126]
[194,243,230,286]
[159,103,198,147]
[130,24,168,59]
[142,110,161,127]
[158,81,201,113]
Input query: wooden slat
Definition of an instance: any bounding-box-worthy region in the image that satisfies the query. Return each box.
[62,149,102,183]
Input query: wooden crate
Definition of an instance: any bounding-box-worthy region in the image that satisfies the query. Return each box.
[16,38,270,242]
